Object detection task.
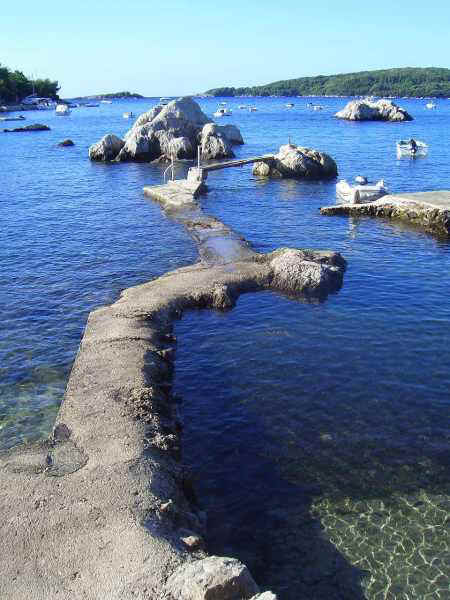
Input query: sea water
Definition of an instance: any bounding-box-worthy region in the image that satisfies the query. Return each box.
[1,96,449,599]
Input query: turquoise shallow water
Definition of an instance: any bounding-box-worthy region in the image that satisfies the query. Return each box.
[1,96,450,598]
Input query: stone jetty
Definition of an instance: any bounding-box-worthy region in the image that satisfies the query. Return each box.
[0,159,347,599]
[320,190,450,237]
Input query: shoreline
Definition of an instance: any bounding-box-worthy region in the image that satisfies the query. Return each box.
[0,186,346,599]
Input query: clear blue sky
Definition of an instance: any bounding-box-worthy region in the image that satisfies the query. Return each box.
[1,0,449,97]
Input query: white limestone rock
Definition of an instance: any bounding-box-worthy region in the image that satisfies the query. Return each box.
[89,97,245,162]
[270,249,343,295]
[200,123,234,160]
[164,555,259,600]
[253,143,337,180]
[88,134,125,161]
[335,99,413,121]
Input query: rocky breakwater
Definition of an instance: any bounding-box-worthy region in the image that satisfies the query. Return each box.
[335,98,413,121]
[88,97,244,162]
[253,143,337,179]
[320,190,450,238]
[0,175,346,599]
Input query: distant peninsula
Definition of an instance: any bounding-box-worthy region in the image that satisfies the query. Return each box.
[206,67,450,98]
[71,91,144,100]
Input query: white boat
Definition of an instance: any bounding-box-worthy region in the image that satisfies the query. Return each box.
[285,103,294,108]
[123,112,134,119]
[396,139,428,158]
[249,106,258,112]
[313,104,323,111]
[425,102,436,109]
[84,103,99,107]
[213,107,232,117]
[336,178,388,204]
[0,115,26,122]
[238,105,247,109]
[100,100,112,104]
[159,97,170,106]
[55,103,71,116]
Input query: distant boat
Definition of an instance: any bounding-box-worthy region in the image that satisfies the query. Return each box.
[249,107,258,112]
[84,103,99,107]
[123,112,134,119]
[336,178,388,204]
[159,97,171,106]
[100,100,112,104]
[285,103,294,108]
[313,105,323,111]
[425,102,436,109]
[214,107,232,117]
[396,139,428,158]
[0,115,26,122]
[55,103,71,116]
[238,105,247,109]
[219,102,227,106]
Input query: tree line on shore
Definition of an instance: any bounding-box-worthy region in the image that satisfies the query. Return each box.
[206,67,450,98]
[0,62,59,103]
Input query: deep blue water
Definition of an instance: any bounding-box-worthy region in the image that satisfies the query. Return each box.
[1,96,449,599]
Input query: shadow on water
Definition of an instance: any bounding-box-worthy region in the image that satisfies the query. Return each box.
[173,292,450,600]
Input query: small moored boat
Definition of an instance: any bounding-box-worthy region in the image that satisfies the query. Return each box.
[249,106,258,112]
[213,107,232,117]
[55,103,71,116]
[123,112,134,119]
[425,102,436,109]
[0,115,26,121]
[396,139,428,158]
[336,177,388,204]
[285,103,294,108]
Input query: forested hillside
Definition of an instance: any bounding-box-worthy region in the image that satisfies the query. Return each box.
[0,62,59,103]
[206,68,450,97]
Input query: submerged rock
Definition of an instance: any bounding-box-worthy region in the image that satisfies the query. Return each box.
[253,143,337,180]
[88,134,125,161]
[89,97,244,162]
[164,556,260,600]
[335,99,413,121]
[58,139,74,147]
[3,123,50,132]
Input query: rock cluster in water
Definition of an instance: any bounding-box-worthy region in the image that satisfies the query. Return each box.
[335,99,413,121]
[3,123,50,132]
[89,97,244,162]
[253,143,338,180]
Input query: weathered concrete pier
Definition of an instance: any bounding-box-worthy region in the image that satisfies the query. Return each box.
[320,190,450,237]
[0,163,347,599]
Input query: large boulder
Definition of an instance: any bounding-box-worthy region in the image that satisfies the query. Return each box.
[89,97,244,162]
[335,99,413,121]
[88,134,124,161]
[164,556,260,600]
[253,143,337,180]
[200,123,234,160]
